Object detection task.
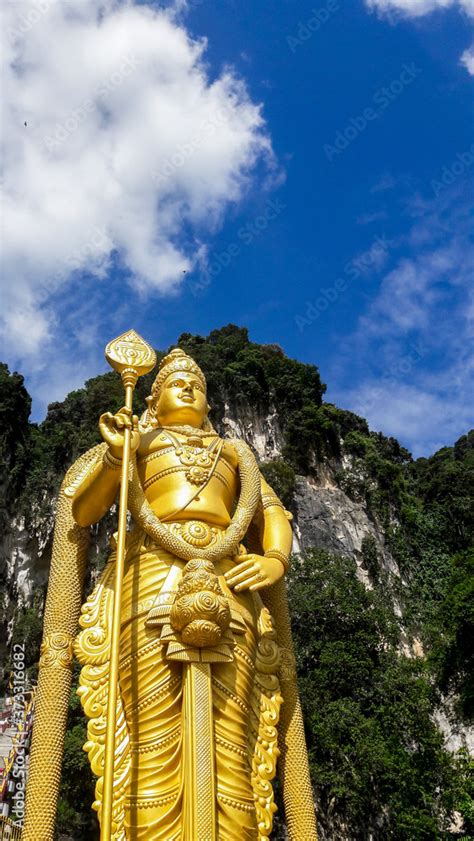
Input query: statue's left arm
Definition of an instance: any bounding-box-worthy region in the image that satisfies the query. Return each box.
[259,474,293,565]
[225,474,292,592]
[225,466,317,837]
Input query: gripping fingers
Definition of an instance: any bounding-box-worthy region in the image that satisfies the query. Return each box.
[100,411,114,427]
[115,407,133,430]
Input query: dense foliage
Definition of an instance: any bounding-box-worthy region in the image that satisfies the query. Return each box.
[432,548,474,721]
[1,326,473,839]
[289,550,472,840]
[56,666,98,839]
[0,363,32,527]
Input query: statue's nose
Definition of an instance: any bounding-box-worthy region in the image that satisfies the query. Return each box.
[182,383,193,394]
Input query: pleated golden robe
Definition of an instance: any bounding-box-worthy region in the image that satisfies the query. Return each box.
[75,525,282,841]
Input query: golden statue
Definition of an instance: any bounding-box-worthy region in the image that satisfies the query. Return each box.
[23,331,317,840]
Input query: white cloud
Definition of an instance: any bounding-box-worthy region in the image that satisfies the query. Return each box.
[356,210,388,224]
[365,0,474,73]
[461,44,474,73]
[328,188,474,457]
[366,0,474,17]
[350,234,393,276]
[358,239,472,336]
[0,0,273,363]
[371,173,397,193]
[343,376,473,456]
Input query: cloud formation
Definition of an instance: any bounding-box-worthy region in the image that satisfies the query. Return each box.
[366,0,474,73]
[461,45,474,74]
[330,184,474,457]
[1,0,273,362]
[367,0,474,16]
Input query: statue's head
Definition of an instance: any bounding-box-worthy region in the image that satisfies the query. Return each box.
[141,348,214,430]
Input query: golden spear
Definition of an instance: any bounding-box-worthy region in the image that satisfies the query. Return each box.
[101,330,156,841]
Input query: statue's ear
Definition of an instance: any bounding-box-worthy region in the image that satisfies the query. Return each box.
[139,395,159,431]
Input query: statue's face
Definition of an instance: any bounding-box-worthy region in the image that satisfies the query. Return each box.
[155,370,208,427]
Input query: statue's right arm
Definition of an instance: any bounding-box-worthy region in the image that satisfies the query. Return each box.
[71,452,122,525]
[72,406,140,526]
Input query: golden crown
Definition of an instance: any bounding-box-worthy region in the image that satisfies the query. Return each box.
[153,348,206,394]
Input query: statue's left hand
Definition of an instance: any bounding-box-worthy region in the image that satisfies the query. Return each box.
[224,553,284,593]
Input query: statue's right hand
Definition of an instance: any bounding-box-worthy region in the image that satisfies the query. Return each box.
[99,407,140,460]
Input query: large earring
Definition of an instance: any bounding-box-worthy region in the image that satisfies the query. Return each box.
[141,394,159,430]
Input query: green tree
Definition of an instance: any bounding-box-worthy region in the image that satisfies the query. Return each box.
[288,549,466,839]
[260,458,296,509]
[56,669,99,839]
[432,548,474,720]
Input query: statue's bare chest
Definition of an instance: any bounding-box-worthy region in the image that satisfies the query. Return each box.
[137,430,238,497]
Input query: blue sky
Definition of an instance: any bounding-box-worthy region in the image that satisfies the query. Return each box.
[1,0,473,456]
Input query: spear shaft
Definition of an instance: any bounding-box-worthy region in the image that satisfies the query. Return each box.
[101,371,134,841]
[101,331,156,840]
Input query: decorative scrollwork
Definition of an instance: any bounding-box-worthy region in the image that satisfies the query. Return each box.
[250,605,283,840]
[279,646,297,680]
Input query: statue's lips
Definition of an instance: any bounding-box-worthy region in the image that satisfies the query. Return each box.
[178,394,195,403]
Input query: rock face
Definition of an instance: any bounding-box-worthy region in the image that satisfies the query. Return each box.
[0,502,115,659]
[0,507,53,669]
[435,702,474,754]
[221,398,284,460]
[293,476,401,583]
[296,477,375,555]
[4,510,53,601]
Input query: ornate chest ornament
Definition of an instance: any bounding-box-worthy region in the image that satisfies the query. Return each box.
[165,430,221,487]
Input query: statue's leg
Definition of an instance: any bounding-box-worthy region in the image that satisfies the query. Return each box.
[212,585,260,841]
